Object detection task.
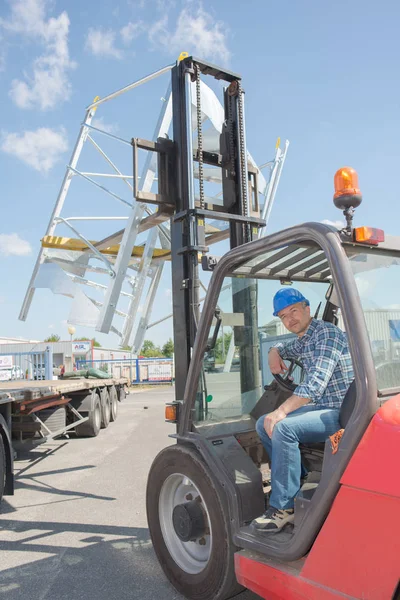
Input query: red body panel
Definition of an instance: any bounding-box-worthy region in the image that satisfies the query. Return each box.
[341,395,400,497]
[235,396,400,600]
[235,554,345,599]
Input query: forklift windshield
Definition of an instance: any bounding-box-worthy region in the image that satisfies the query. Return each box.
[194,236,400,428]
[346,244,400,392]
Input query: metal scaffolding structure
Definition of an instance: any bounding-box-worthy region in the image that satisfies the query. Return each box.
[20,58,289,352]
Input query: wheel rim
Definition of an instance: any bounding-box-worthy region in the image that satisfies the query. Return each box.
[159,473,212,574]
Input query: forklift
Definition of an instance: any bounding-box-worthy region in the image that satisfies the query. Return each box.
[145,56,400,600]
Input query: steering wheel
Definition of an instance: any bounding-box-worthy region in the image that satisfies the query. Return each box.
[273,358,304,393]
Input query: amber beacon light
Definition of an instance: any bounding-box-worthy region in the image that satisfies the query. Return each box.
[333,166,363,233]
[333,167,362,209]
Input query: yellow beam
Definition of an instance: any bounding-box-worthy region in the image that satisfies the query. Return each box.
[42,236,171,259]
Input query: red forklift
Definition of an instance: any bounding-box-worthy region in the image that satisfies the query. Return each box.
[145,56,400,600]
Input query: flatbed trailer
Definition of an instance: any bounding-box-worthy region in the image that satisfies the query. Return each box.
[0,376,129,503]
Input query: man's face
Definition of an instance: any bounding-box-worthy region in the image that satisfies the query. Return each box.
[278,302,311,336]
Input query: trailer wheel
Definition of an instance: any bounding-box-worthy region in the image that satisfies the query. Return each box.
[100,389,111,429]
[75,394,101,437]
[110,389,118,422]
[109,386,119,419]
[0,436,5,502]
[146,444,242,600]
[116,385,126,402]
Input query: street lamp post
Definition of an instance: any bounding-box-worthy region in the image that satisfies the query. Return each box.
[68,325,76,342]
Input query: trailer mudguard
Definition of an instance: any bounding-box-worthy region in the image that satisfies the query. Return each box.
[69,389,97,412]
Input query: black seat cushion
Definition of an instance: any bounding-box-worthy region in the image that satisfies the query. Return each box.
[339,380,356,429]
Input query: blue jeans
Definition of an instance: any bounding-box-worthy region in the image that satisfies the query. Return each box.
[256,405,340,510]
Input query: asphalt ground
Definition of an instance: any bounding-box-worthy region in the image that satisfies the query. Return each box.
[0,387,261,600]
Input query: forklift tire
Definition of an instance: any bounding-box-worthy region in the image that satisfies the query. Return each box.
[75,394,101,438]
[100,388,111,429]
[146,444,243,600]
[0,436,5,502]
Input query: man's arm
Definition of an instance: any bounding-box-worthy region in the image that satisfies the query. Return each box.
[264,394,310,437]
[274,337,300,360]
[269,337,300,374]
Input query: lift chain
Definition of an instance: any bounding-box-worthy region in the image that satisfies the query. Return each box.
[237,80,250,242]
[226,86,236,178]
[195,65,205,210]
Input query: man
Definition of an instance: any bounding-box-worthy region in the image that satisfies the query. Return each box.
[252,287,354,532]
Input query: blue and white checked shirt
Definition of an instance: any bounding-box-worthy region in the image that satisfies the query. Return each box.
[274,319,354,409]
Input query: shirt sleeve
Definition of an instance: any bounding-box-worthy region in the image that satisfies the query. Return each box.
[273,337,299,360]
[294,328,345,402]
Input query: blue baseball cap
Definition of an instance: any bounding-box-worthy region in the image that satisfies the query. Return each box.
[273,288,310,317]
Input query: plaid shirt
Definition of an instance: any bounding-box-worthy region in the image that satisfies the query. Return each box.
[275,319,354,409]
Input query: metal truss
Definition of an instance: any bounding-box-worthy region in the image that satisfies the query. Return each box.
[20,59,289,352]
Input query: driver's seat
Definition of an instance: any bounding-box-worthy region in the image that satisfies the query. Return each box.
[299,380,356,471]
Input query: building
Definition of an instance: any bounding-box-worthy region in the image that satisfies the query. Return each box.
[0,339,136,376]
[0,337,40,345]
[260,309,400,361]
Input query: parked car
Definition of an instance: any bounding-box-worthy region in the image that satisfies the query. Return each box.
[0,366,24,381]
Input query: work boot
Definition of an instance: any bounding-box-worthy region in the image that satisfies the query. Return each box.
[252,506,294,532]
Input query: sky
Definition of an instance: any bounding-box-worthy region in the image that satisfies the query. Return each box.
[0,0,400,349]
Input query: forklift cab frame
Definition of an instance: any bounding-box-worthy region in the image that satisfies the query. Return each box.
[147,221,400,600]
[178,221,380,558]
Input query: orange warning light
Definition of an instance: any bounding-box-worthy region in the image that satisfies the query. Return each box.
[334,167,361,200]
[353,227,385,245]
[165,404,178,422]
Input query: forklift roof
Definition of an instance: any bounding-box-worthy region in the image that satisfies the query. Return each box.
[230,227,400,284]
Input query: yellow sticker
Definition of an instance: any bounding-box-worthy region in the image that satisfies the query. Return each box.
[92,95,100,112]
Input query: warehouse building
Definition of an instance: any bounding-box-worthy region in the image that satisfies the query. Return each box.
[0,339,135,379]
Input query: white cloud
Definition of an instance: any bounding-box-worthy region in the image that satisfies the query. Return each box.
[85,28,123,59]
[148,7,230,63]
[1,127,68,173]
[120,21,144,45]
[0,0,75,110]
[322,220,345,230]
[92,117,119,135]
[0,234,32,257]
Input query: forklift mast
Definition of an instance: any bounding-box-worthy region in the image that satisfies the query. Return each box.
[168,56,265,401]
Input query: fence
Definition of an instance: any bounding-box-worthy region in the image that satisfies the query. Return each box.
[0,347,53,382]
[76,357,174,385]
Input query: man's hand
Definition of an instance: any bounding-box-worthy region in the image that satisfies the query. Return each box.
[269,347,288,375]
[264,407,287,438]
